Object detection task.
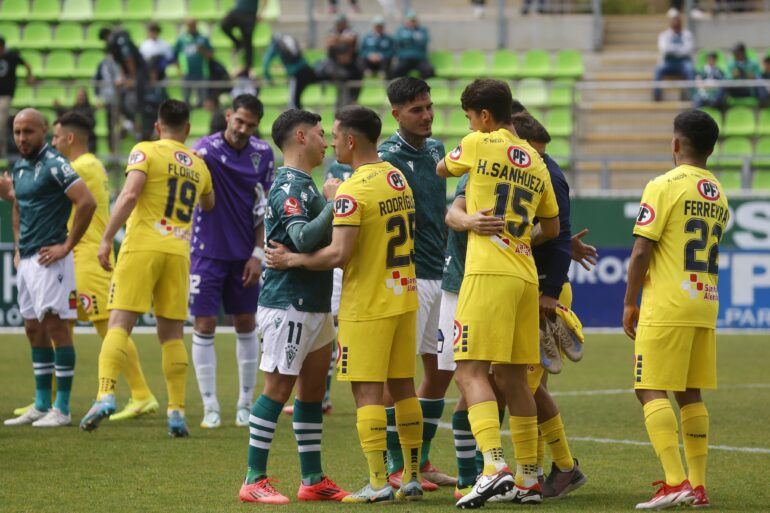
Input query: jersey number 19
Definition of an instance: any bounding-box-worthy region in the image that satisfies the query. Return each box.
[165,177,197,223]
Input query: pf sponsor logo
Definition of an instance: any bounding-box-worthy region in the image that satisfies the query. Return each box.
[507,146,531,168]
[284,197,301,216]
[127,150,146,165]
[334,195,358,217]
[174,151,193,167]
[448,145,462,161]
[386,170,407,191]
[636,203,656,226]
[697,179,720,201]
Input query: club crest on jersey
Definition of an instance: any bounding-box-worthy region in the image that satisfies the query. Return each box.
[697,179,720,201]
[453,321,469,353]
[250,152,262,171]
[448,145,462,161]
[386,170,407,191]
[334,195,358,217]
[507,146,531,168]
[636,203,656,226]
[174,151,193,167]
[79,293,93,313]
[284,197,301,216]
[127,150,146,165]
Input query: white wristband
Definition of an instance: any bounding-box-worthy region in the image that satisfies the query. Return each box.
[252,246,265,261]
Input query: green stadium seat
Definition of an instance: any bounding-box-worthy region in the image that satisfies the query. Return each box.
[190,109,211,136]
[28,0,61,22]
[359,81,388,108]
[0,22,21,47]
[155,0,186,21]
[124,0,154,21]
[43,50,76,78]
[19,23,53,50]
[253,23,271,48]
[757,109,770,136]
[553,50,584,79]
[190,0,219,21]
[303,48,324,66]
[159,22,178,41]
[84,24,105,50]
[122,22,145,45]
[61,0,93,21]
[753,171,770,190]
[719,170,741,189]
[12,85,34,108]
[17,50,43,78]
[490,49,518,79]
[547,138,571,169]
[119,136,135,156]
[699,106,722,134]
[549,80,575,107]
[94,108,108,137]
[0,0,30,22]
[96,136,109,156]
[210,25,232,50]
[38,107,56,124]
[166,85,183,100]
[445,109,471,137]
[520,50,551,79]
[428,80,451,107]
[455,50,487,79]
[723,106,756,137]
[259,85,288,107]
[429,50,455,79]
[516,78,548,108]
[546,108,573,137]
[753,137,770,168]
[431,109,446,138]
[213,48,236,74]
[35,85,69,108]
[93,0,123,21]
[727,95,759,108]
[717,137,753,169]
[53,23,84,50]
[316,108,334,135]
[381,110,398,136]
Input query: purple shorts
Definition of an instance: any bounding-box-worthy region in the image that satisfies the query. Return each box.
[189,255,259,316]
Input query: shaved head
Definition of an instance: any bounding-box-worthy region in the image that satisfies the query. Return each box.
[14,108,48,158]
[15,108,47,129]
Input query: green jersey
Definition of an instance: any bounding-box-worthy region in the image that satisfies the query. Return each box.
[259,166,333,312]
[173,32,213,77]
[325,160,353,182]
[379,133,446,280]
[12,144,80,258]
[441,174,468,294]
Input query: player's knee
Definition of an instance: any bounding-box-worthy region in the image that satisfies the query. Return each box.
[193,316,217,334]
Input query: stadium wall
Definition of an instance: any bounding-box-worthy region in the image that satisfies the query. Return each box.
[692,13,770,50]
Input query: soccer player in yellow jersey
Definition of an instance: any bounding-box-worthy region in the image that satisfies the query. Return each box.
[624,110,727,510]
[266,106,424,503]
[52,112,159,421]
[80,100,215,437]
[436,79,560,508]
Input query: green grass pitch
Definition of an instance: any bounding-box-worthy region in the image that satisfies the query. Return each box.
[1,332,769,512]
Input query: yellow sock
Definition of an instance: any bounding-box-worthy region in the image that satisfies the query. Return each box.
[681,402,709,488]
[95,320,153,402]
[97,327,129,399]
[644,398,687,486]
[539,414,574,471]
[356,405,388,488]
[395,397,423,483]
[161,339,188,412]
[468,401,505,475]
[510,415,539,487]
[536,430,545,474]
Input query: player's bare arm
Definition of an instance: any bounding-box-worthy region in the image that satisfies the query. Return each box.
[266,225,358,271]
[571,228,598,270]
[435,158,458,178]
[0,171,14,202]
[623,235,655,340]
[242,221,264,288]
[445,196,504,236]
[199,189,215,211]
[530,215,560,246]
[98,170,147,271]
[39,180,96,267]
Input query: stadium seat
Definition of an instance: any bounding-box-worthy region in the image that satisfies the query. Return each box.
[253,23,271,48]
[546,108,573,137]
[210,25,232,50]
[359,83,388,108]
[75,50,103,78]
[190,109,211,136]
[548,80,575,107]
[699,106,722,134]
[53,23,85,50]
[18,50,43,78]
[753,137,770,168]
[719,170,741,190]
[455,50,487,79]
[757,109,770,136]
[0,0,30,22]
[553,50,584,79]
[38,107,56,124]
[190,0,219,21]
[213,48,236,74]
[516,78,548,108]
[61,0,93,21]
[723,106,756,137]
[520,50,551,79]
[428,80,452,107]
[93,0,123,21]
[445,109,471,137]
[753,171,770,190]
[12,85,34,108]
[28,0,61,22]
[84,24,106,49]
[94,108,109,137]
[96,136,109,156]
[301,84,336,108]
[431,109,446,138]
[19,23,53,50]
[717,137,753,169]
[259,85,288,107]
[0,22,21,47]
[124,0,154,21]
[547,138,571,169]
[304,48,325,66]
[122,22,146,45]
[35,85,69,108]
[429,50,455,79]
[43,50,76,78]
[155,0,186,21]
[490,49,518,79]
[381,110,398,136]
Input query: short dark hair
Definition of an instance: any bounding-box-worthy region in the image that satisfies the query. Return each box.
[148,23,161,33]
[387,77,431,106]
[0,36,6,47]
[511,113,551,144]
[460,79,513,124]
[56,111,94,138]
[674,109,720,157]
[271,108,322,149]
[511,99,527,115]
[232,94,264,119]
[158,99,190,130]
[335,105,381,144]
[98,27,111,41]
[706,51,718,60]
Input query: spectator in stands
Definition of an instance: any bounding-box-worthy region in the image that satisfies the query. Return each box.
[54,87,96,152]
[693,52,726,109]
[391,10,434,79]
[93,51,120,152]
[320,13,363,105]
[652,16,694,102]
[521,0,544,15]
[359,16,394,78]
[262,33,319,109]
[141,56,168,141]
[139,23,173,67]
[99,27,148,138]
[667,0,707,20]
[0,36,34,158]
[203,96,227,134]
[726,43,769,106]
[470,0,486,18]
[328,0,361,14]
[173,19,213,107]
[221,0,267,78]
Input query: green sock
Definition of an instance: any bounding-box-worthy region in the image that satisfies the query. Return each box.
[32,346,54,411]
[53,346,75,415]
[453,410,480,488]
[419,398,445,467]
[385,406,403,473]
[246,395,283,483]
[293,399,324,485]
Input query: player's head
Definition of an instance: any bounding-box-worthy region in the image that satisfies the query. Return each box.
[460,79,513,132]
[271,109,326,167]
[13,108,48,159]
[225,94,263,149]
[733,42,746,61]
[511,112,550,156]
[387,77,433,139]
[670,15,682,32]
[332,105,381,165]
[185,18,198,34]
[156,99,191,140]
[511,99,527,116]
[52,111,93,158]
[672,109,719,165]
[405,9,419,28]
[706,51,718,66]
[147,23,161,39]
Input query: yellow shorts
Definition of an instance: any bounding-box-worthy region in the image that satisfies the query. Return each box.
[454,274,539,365]
[74,249,113,322]
[108,250,190,321]
[634,325,716,391]
[336,310,417,382]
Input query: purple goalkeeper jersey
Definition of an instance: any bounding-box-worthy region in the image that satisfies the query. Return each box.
[191,132,274,261]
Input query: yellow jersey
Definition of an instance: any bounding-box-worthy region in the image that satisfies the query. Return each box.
[633,164,729,328]
[121,139,212,258]
[67,153,110,256]
[333,161,418,321]
[444,129,558,284]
